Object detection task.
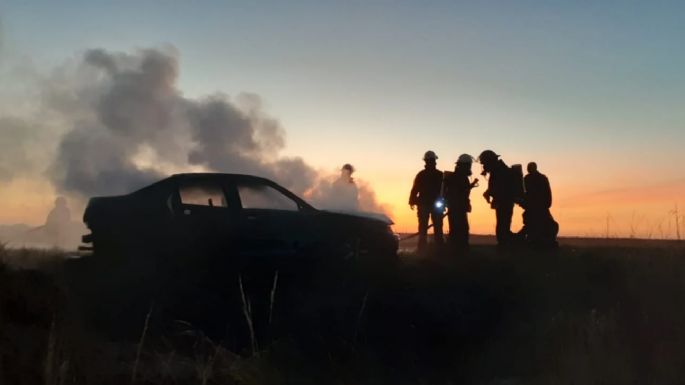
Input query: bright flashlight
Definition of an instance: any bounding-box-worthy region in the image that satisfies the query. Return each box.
[435,198,445,210]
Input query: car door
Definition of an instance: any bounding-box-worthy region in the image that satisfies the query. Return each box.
[234,179,313,258]
[170,177,239,252]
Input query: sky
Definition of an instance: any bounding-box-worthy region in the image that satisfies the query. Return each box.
[0,0,684,238]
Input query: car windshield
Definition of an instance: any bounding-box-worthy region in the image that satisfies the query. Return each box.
[237,183,298,211]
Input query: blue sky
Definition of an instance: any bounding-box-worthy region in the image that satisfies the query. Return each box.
[1,0,684,233]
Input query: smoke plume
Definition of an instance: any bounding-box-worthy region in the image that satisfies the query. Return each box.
[7,47,387,214]
[0,117,36,181]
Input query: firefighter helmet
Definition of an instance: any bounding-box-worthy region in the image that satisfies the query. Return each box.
[423,150,438,161]
[478,150,499,164]
[341,163,355,173]
[457,154,474,164]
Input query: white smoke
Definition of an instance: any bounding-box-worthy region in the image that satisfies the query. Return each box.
[307,171,388,214]
[0,47,389,235]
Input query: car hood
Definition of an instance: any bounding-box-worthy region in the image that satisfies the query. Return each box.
[320,210,394,225]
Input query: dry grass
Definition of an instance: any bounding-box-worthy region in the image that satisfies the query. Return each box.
[0,242,69,270]
[0,241,684,384]
[131,303,153,384]
[239,274,259,357]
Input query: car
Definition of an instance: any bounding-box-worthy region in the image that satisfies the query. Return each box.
[81,173,399,261]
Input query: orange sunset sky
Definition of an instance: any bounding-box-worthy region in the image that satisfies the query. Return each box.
[1,1,684,239]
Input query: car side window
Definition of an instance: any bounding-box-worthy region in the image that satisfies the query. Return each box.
[237,183,299,211]
[179,182,228,208]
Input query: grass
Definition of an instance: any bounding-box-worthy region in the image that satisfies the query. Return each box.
[0,240,684,384]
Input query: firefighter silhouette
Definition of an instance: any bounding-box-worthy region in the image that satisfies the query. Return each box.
[409,151,444,251]
[519,162,559,248]
[443,154,478,251]
[479,150,519,247]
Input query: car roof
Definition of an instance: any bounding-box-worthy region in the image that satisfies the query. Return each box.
[130,173,274,195]
[170,173,272,183]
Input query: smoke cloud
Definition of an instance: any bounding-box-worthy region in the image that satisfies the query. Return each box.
[3,47,388,216]
[0,117,36,181]
[307,174,390,214]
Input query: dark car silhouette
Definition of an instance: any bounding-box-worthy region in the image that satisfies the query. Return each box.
[81,173,398,260]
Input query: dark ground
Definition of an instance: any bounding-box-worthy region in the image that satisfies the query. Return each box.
[1,239,685,385]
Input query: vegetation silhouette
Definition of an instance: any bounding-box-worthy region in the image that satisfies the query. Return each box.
[2,241,685,384]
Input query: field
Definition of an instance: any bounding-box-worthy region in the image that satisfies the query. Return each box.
[1,239,684,385]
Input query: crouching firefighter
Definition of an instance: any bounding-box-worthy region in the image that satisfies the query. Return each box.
[479,150,523,247]
[409,150,445,252]
[443,154,479,252]
[520,162,559,248]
